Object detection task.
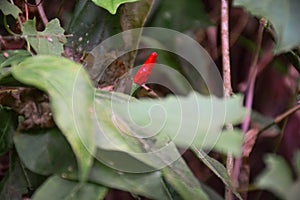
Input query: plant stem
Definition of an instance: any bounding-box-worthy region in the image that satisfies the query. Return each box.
[36,0,48,26]
[221,0,232,97]
[232,18,266,199]
[220,0,233,199]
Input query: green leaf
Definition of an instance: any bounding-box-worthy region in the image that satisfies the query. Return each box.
[293,150,300,177]
[91,0,141,14]
[0,0,21,18]
[287,180,300,200]
[233,0,300,54]
[193,148,242,200]
[0,50,31,85]
[14,128,77,176]
[94,90,237,199]
[66,0,121,52]
[0,108,17,155]
[255,154,293,199]
[32,175,108,200]
[149,0,212,31]
[112,92,246,156]
[22,19,66,56]
[12,55,95,181]
[94,91,159,170]
[0,50,31,69]
[162,158,208,200]
[86,161,170,200]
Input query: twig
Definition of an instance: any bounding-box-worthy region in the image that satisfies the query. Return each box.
[25,0,29,20]
[221,0,232,97]
[35,0,48,26]
[232,19,266,199]
[0,34,73,40]
[257,101,300,136]
[141,84,160,98]
[220,0,233,199]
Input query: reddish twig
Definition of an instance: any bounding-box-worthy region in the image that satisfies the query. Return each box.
[25,0,29,20]
[35,0,48,26]
[232,19,266,199]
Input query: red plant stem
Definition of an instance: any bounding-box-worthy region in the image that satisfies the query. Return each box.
[232,19,266,199]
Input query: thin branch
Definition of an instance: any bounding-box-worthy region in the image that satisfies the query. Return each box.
[258,102,300,135]
[35,0,48,26]
[220,0,234,199]
[25,0,29,21]
[232,19,266,199]
[221,0,232,97]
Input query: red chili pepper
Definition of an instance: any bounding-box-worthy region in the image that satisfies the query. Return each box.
[133,52,157,85]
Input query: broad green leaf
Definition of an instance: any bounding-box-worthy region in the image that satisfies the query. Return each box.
[149,0,212,31]
[91,0,141,14]
[63,160,171,199]
[0,0,21,18]
[0,108,17,155]
[67,0,121,53]
[256,154,293,199]
[0,50,31,69]
[162,158,208,200]
[233,0,300,54]
[94,91,162,170]
[32,175,108,200]
[22,19,66,56]
[193,148,242,200]
[12,55,95,181]
[112,92,246,156]
[94,90,241,199]
[86,161,170,199]
[14,128,77,176]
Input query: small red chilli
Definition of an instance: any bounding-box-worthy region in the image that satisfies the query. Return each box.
[133,52,158,85]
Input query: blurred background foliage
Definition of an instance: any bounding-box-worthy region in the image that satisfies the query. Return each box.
[0,0,299,199]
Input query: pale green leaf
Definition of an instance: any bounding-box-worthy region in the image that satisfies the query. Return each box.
[112,92,246,156]
[0,0,21,18]
[287,180,300,200]
[93,90,245,199]
[12,55,95,181]
[256,154,293,199]
[0,50,31,69]
[91,0,141,14]
[234,0,300,54]
[22,19,66,56]
[32,175,108,200]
